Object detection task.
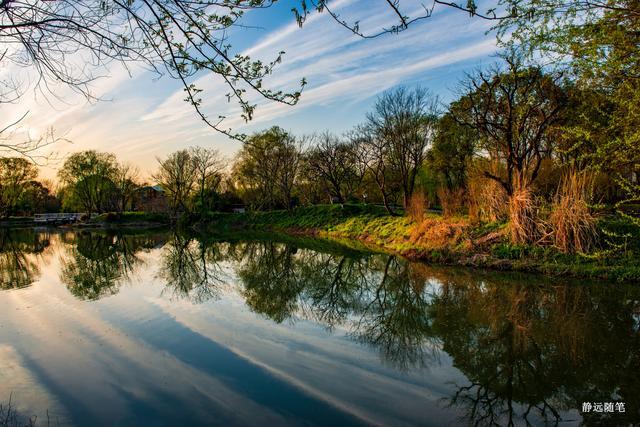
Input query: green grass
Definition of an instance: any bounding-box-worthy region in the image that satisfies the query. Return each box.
[197,204,389,232]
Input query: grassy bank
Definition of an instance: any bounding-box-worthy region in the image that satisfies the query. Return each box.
[196,204,640,282]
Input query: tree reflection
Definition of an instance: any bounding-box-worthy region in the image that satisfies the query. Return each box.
[225,239,639,425]
[233,241,437,369]
[158,233,227,303]
[351,258,437,370]
[427,273,640,426]
[238,241,305,323]
[60,232,164,300]
[0,228,51,289]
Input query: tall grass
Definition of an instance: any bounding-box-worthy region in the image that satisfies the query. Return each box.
[436,187,465,217]
[468,175,508,223]
[508,176,540,245]
[407,191,429,222]
[549,170,597,254]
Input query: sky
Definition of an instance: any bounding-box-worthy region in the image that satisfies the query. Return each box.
[1,0,500,182]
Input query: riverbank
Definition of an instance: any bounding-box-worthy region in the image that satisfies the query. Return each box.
[195,204,640,283]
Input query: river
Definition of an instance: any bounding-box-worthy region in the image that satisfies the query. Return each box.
[0,228,638,426]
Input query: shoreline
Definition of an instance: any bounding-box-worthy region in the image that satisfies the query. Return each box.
[2,205,638,283]
[193,205,640,283]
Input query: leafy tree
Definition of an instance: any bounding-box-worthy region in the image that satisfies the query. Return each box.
[234,126,302,210]
[58,151,118,213]
[0,157,39,216]
[427,111,478,191]
[497,1,640,211]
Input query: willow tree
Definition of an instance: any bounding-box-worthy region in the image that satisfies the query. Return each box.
[0,157,38,217]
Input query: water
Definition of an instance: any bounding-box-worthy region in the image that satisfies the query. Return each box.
[0,228,638,426]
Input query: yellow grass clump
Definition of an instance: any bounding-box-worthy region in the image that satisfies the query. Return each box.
[508,176,541,245]
[409,216,469,249]
[407,190,429,222]
[548,170,597,254]
[468,174,508,223]
[437,187,465,217]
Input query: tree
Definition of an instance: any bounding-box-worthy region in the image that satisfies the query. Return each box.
[427,111,478,191]
[0,157,39,217]
[454,53,566,195]
[154,149,197,215]
[58,151,118,213]
[498,1,640,211]
[234,127,302,210]
[189,147,226,214]
[0,1,305,137]
[305,133,361,204]
[350,125,399,215]
[114,163,141,212]
[365,86,438,209]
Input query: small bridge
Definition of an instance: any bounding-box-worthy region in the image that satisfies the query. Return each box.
[34,213,86,224]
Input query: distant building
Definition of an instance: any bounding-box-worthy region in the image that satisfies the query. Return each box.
[133,185,168,213]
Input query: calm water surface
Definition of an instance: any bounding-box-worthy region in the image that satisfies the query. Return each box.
[0,228,638,426]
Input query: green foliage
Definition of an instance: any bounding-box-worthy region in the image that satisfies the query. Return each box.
[233,126,302,211]
[492,243,529,260]
[427,112,477,191]
[0,157,39,217]
[58,151,119,213]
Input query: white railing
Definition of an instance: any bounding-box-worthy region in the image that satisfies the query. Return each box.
[34,213,85,223]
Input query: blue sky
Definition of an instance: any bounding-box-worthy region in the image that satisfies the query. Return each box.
[3,0,500,181]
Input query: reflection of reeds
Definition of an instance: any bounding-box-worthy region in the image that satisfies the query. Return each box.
[0,395,37,427]
[548,170,596,254]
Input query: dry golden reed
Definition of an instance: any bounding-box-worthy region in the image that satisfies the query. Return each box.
[437,187,465,217]
[548,170,597,253]
[407,190,429,222]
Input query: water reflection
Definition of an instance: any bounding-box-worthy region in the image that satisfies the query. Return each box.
[59,231,166,300]
[158,232,227,303]
[0,228,51,289]
[0,230,638,425]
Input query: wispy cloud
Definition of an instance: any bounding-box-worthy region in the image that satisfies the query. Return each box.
[1,1,498,177]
